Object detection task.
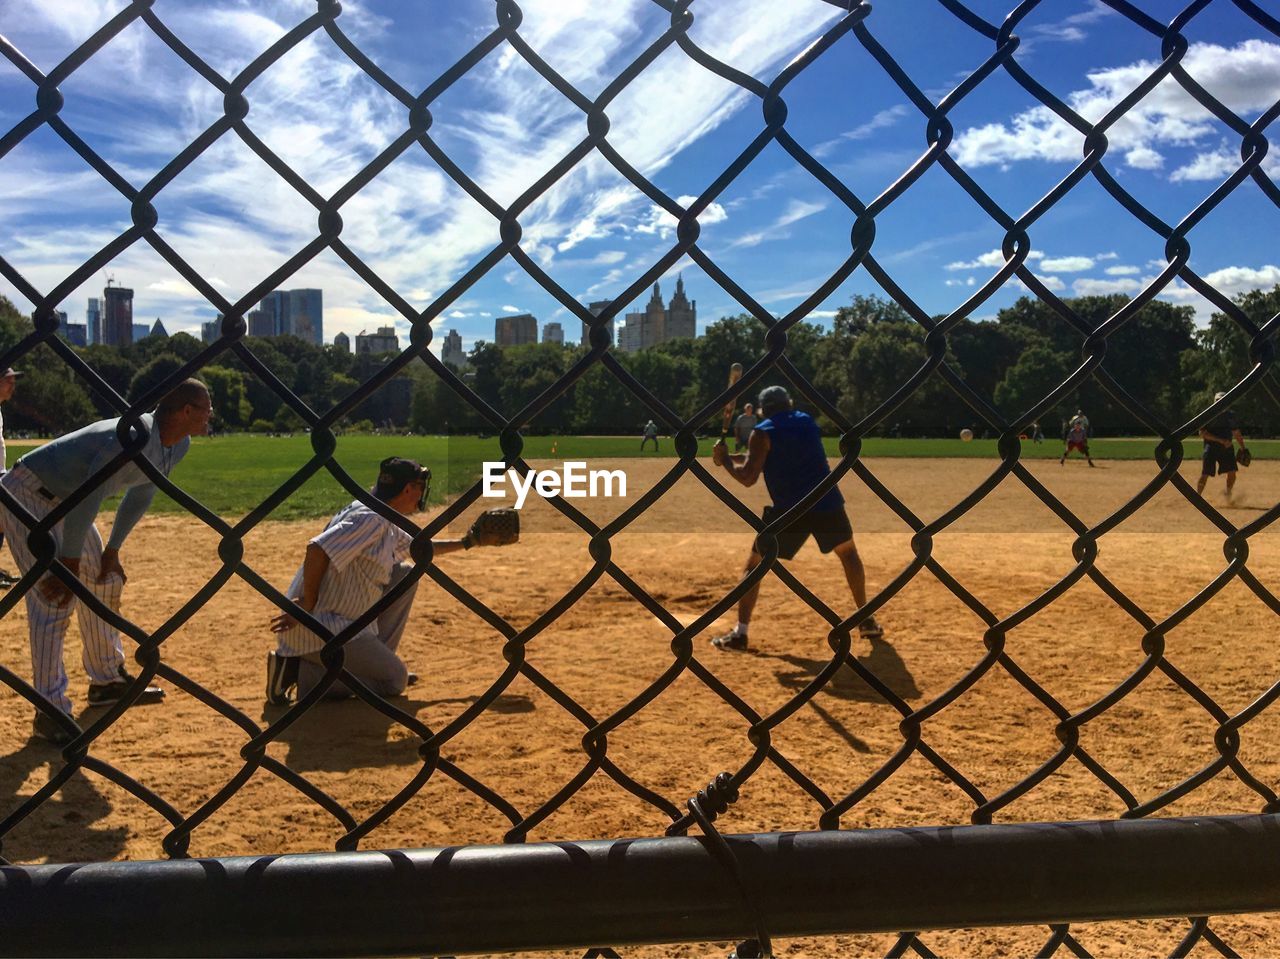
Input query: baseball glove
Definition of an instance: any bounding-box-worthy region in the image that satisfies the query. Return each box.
[463,508,520,548]
[1238,447,1252,468]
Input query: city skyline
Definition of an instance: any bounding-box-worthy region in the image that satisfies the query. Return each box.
[2,2,1278,363]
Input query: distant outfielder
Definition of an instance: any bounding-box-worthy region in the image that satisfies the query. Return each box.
[1059,409,1095,467]
[267,457,518,705]
[0,379,211,744]
[1197,391,1249,503]
[710,385,883,652]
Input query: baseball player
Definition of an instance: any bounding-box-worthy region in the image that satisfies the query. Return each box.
[267,457,515,705]
[732,403,757,452]
[0,366,23,587]
[1059,410,1094,466]
[1196,391,1249,503]
[709,385,883,652]
[640,420,659,452]
[0,379,212,745]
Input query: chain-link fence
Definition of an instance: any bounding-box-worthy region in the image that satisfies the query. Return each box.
[1,0,1279,955]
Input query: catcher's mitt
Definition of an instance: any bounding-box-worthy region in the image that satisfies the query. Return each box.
[1238,447,1252,468]
[463,508,520,548]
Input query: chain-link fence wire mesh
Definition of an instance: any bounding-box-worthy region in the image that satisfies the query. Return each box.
[0,0,1278,955]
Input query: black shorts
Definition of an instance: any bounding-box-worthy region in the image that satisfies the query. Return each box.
[1202,443,1237,476]
[756,506,853,560]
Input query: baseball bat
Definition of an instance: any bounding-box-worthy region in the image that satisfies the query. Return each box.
[721,362,743,438]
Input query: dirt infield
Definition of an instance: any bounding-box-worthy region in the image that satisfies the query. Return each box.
[1,455,1278,956]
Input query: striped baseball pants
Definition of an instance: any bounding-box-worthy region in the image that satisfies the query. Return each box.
[0,466,127,715]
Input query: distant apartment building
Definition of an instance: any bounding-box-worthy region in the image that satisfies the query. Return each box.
[255,288,323,345]
[287,289,323,345]
[247,309,275,338]
[101,284,134,347]
[132,324,150,341]
[441,328,467,369]
[333,331,351,353]
[495,313,537,347]
[616,277,696,353]
[542,321,563,345]
[581,299,613,347]
[202,318,221,343]
[62,323,87,347]
[149,318,168,338]
[356,326,398,355]
[86,297,100,346]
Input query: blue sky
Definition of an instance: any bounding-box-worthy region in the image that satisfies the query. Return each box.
[1,0,1278,354]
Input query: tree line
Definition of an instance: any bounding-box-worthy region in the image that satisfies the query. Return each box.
[1,287,1277,438]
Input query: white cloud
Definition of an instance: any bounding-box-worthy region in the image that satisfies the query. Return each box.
[1040,255,1094,273]
[0,0,841,334]
[952,41,1280,175]
[1105,265,1140,276]
[1074,277,1141,295]
[634,194,729,239]
[449,310,469,318]
[1168,144,1280,182]
[813,105,911,158]
[944,277,978,287]
[946,249,1044,270]
[1125,146,1164,170]
[1037,275,1066,292]
[500,304,521,313]
[728,198,826,249]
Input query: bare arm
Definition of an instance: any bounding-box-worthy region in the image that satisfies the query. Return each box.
[432,539,467,556]
[1233,428,1247,450]
[714,429,770,487]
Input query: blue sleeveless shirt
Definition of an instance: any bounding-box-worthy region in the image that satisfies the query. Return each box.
[755,410,843,513]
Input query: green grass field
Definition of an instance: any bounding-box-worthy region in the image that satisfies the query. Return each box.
[14,432,1275,520]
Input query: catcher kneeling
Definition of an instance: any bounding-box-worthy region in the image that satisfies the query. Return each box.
[266,456,518,705]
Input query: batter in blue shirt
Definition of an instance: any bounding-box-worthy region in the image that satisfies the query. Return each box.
[710,385,884,651]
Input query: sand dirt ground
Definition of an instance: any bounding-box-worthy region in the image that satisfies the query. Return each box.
[1,455,1278,957]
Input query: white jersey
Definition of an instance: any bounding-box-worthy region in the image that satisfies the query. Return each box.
[276,500,411,656]
[0,405,6,474]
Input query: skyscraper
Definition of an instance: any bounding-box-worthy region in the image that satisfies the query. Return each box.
[86,297,100,346]
[542,321,563,345]
[102,283,134,347]
[258,290,287,336]
[441,329,467,369]
[247,309,274,338]
[495,313,537,346]
[618,276,697,353]
[333,331,351,353]
[582,299,613,347]
[201,319,220,343]
[287,289,323,345]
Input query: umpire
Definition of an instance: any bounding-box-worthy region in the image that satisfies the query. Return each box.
[709,385,883,651]
[1196,391,1249,503]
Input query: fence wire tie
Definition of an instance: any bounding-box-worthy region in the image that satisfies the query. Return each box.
[685,772,772,959]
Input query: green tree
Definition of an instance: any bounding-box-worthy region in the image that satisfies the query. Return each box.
[128,353,187,403]
[201,365,253,429]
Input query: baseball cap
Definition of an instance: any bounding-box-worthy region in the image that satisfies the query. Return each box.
[758,385,792,414]
[376,456,430,495]
[1213,391,1227,403]
[1,367,22,378]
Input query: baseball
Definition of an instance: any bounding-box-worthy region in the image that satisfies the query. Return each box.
[960,428,974,442]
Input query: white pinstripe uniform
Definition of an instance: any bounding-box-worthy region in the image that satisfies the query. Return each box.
[275,500,416,698]
[0,415,187,715]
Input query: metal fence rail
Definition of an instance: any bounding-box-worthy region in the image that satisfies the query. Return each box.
[4,815,1280,958]
[1,0,1279,955]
